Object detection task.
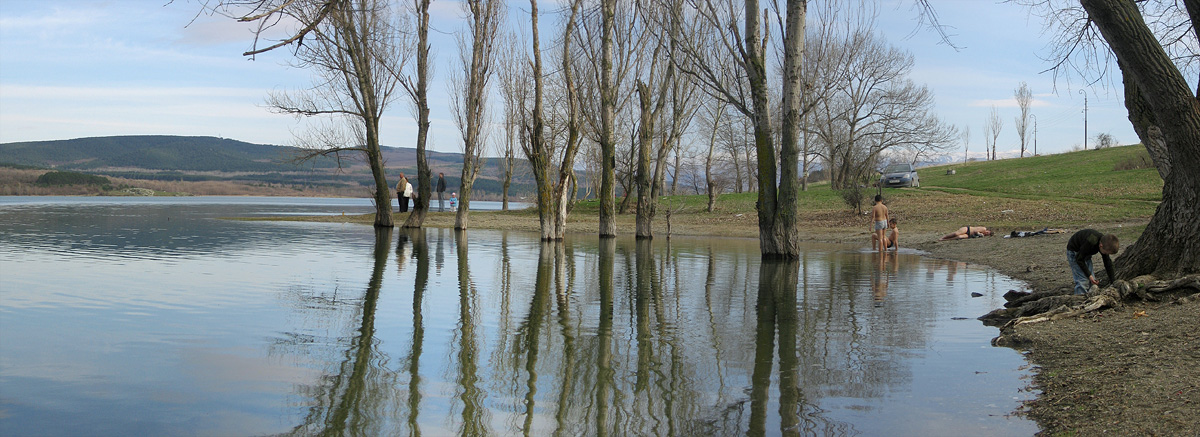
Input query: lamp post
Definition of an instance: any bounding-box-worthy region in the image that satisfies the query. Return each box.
[1079,89,1088,150]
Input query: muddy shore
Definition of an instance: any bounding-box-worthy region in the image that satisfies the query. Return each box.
[909,225,1199,436]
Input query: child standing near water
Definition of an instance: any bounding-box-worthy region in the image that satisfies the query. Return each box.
[450,192,458,212]
[870,195,889,254]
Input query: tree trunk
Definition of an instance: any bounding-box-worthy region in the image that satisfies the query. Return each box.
[598,0,617,238]
[502,151,513,211]
[770,0,805,258]
[635,82,655,239]
[706,107,721,212]
[403,0,432,229]
[729,127,743,193]
[1082,0,1200,279]
[367,135,394,228]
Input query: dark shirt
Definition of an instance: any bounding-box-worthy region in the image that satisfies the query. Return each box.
[436,176,446,193]
[1067,229,1115,283]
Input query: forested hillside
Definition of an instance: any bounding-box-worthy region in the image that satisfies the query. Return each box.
[0,136,532,197]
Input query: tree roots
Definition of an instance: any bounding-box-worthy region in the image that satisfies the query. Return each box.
[991,274,1200,331]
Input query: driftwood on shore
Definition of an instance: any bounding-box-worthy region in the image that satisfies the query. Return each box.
[986,274,1200,346]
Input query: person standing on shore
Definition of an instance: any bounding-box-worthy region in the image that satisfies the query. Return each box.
[870,195,889,254]
[1066,229,1119,295]
[436,172,446,212]
[396,173,412,213]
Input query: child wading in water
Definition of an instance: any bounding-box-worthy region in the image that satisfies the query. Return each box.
[870,195,889,254]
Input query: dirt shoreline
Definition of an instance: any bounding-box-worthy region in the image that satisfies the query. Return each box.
[908,225,1199,436]
[270,210,1198,435]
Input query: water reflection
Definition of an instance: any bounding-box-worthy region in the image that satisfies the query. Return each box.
[287,227,399,436]
[0,200,1035,436]
[453,230,489,435]
[401,227,427,436]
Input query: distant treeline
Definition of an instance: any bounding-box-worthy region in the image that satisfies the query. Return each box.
[35,171,110,186]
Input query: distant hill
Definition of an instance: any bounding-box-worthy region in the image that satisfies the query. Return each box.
[0,135,534,196]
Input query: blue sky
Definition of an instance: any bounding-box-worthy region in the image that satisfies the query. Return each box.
[1,0,1138,158]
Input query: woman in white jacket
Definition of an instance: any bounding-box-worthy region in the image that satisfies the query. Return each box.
[396,173,413,213]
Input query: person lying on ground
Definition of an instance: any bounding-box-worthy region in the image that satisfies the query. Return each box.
[1066,229,1119,295]
[1005,227,1067,238]
[872,218,899,251]
[939,226,993,240]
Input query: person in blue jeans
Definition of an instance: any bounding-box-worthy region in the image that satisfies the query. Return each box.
[1066,229,1119,295]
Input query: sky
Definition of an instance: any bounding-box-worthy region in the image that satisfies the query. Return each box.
[0,0,1141,159]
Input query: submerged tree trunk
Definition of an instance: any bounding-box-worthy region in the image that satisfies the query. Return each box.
[635,82,655,239]
[598,0,617,238]
[743,0,805,258]
[526,0,557,241]
[1082,0,1200,279]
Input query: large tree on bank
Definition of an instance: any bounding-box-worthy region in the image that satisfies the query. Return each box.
[672,0,807,258]
[208,0,411,228]
[1074,0,1200,279]
[257,0,408,228]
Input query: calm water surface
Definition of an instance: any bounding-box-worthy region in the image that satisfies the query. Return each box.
[0,197,1036,436]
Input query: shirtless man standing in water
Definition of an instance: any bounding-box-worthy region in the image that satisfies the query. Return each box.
[871,195,889,254]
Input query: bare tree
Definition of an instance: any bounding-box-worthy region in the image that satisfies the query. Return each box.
[631,1,701,239]
[809,30,954,188]
[400,0,433,229]
[451,0,504,229]
[496,32,526,211]
[987,105,1002,160]
[698,98,728,211]
[521,0,584,241]
[1014,81,1032,157]
[259,0,409,228]
[1021,1,1199,280]
[666,0,809,256]
[960,124,970,162]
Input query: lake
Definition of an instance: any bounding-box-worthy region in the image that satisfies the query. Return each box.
[0,196,1036,436]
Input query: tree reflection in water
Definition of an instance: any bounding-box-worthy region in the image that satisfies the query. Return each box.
[277,232,1025,435]
[452,230,489,435]
[287,226,401,436]
[401,227,428,437]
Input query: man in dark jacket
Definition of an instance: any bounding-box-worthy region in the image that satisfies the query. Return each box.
[436,172,447,212]
[1066,229,1119,295]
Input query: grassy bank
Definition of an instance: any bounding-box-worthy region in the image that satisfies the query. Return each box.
[258,144,1161,243]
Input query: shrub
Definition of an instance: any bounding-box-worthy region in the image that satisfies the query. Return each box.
[1113,149,1154,171]
[839,185,865,214]
[35,171,110,186]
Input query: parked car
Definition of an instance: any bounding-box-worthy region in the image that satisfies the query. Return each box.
[879,163,919,188]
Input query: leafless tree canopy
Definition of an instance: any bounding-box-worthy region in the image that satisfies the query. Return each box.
[1014,81,1033,157]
